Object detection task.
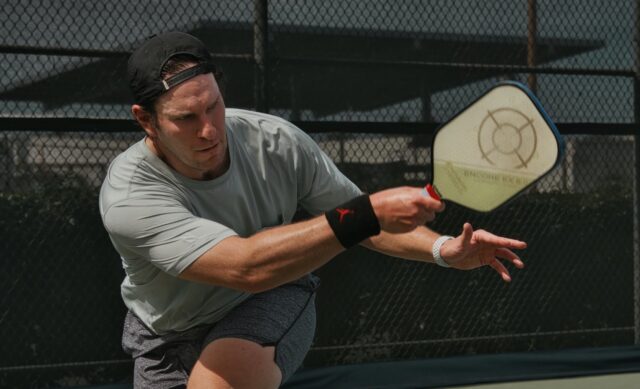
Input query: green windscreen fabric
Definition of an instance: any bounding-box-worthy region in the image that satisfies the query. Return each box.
[282,346,640,388]
[73,346,640,388]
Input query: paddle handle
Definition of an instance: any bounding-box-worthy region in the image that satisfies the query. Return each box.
[421,184,442,201]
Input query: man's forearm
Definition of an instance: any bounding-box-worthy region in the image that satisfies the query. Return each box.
[360,226,440,263]
[181,187,446,292]
[180,215,345,292]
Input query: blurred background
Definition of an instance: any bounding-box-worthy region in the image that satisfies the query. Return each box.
[0,0,637,387]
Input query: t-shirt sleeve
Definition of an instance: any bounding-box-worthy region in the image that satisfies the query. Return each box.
[293,130,363,214]
[102,194,237,277]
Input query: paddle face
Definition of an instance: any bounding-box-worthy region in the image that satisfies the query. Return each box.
[431,81,564,212]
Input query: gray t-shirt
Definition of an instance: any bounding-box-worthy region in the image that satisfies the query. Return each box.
[99,108,361,334]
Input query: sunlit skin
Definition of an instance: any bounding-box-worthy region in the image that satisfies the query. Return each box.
[132,71,229,180]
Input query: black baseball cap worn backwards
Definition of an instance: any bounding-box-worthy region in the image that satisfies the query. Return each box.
[127,31,216,107]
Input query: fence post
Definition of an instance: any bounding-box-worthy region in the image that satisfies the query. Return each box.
[527,0,537,92]
[253,0,269,113]
[634,0,640,345]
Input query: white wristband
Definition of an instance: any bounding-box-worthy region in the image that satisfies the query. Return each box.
[432,235,454,268]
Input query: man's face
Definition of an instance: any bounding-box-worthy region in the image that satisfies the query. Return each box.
[146,73,228,180]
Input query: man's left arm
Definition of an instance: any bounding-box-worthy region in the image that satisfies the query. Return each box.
[361,226,440,262]
[361,223,527,282]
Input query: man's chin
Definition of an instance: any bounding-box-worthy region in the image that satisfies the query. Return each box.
[195,160,228,180]
[200,170,217,180]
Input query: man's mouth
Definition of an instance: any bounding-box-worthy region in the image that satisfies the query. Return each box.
[195,144,217,152]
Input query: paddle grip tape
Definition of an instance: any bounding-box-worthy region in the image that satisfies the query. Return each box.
[325,195,381,248]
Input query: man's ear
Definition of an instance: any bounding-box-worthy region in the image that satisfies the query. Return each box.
[131,104,157,139]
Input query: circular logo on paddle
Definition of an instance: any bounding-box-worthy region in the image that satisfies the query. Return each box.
[477,108,537,170]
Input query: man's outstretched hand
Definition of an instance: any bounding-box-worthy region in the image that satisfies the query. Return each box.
[439,223,527,282]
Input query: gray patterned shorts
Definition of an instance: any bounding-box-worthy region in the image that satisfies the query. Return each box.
[121,274,319,389]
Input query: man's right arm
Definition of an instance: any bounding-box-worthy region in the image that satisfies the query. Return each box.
[179,186,444,293]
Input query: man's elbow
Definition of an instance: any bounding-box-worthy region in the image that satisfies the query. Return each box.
[179,265,273,293]
[181,239,279,293]
[231,267,278,294]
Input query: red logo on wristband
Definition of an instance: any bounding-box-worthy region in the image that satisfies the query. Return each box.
[336,208,354,223]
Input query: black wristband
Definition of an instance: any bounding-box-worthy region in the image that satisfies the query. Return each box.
[325,194,381,248]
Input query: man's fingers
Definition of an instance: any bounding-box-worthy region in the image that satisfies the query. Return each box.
[413,207,434,225]
[371,186,447,232]
[496,248,525,269]
[488,258,512,282]
[423,211,436,223]
[417,189,445,212]
[474,231,527,250]
[504,238,527,250]
[461,222,474,244]
[414,188,443,224]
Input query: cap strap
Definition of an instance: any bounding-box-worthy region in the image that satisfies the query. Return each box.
[161,63,215,90]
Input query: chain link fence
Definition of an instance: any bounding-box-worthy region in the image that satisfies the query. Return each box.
[1,0,638,387]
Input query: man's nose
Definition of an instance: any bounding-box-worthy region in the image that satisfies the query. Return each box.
[199,117,216,139]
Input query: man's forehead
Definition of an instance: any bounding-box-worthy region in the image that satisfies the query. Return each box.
[158,73,219,113]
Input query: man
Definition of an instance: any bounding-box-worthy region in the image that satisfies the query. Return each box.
[99,31,526,389]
